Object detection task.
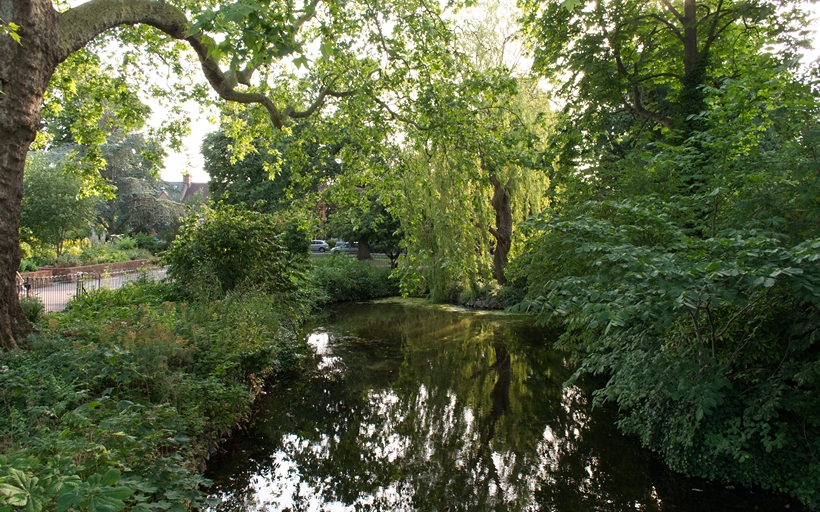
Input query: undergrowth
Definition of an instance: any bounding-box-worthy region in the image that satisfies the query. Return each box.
[0,279,309,511]
[1,206,401,511]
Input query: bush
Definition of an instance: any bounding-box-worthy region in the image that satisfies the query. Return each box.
[0,279,311,512]
[133,232,171,254]
[511,199,820,507]
[113,235,137,251]
[54,253,82,267]
[18,259,38,272]
[164,204,309,300]
[310,256,398,303]
[18,296,44,324]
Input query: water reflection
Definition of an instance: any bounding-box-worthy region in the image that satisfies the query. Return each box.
[206,299,801,511]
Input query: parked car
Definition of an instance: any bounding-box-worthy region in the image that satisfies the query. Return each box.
[330,241,358,255]
[310,240,330,253]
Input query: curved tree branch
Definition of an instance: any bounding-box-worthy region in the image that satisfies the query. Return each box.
[625,85,672,129]
[56,0,344,130]
[56,0,189,61]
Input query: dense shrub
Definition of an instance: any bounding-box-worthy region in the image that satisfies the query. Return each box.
[17,259,38,272]
[0,278,310,511]
[133,233,171,253]
[164,205,309,299]
[113,235,137,251]
[512,199,820,507]
[310,256,398,303]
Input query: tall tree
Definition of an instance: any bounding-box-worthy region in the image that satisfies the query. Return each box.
[0,0,444,349]
[514,0,820,505]
[20,152,101,257]
[519,0,812,204]
[521,0,809,132]
[204,123,343,214]
[385,0,550,294]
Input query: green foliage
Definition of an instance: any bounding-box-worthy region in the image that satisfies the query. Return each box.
[103,136,183,237]
[0,277,311,511]
[132,233,170,254]
[310,256,398,304]
[17,260,37,273]
[386,54,550,297]
[519,0,809,137]
[511,0,820,504]
[20,152,102,257]
[203,126,342,216]
[38,239,152,268]
[326,196,401,260]
[163,204,309,298]
[17,297,44,325]
[513,200,820,505]
[0,19,21,45]
[112,236,136,251]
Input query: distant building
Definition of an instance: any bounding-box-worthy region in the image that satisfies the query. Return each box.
[179,173,209,203]
[157,174,209,204]
[156,186,174,201]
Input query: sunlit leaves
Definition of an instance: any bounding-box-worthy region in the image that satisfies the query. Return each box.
[0,20,20,45]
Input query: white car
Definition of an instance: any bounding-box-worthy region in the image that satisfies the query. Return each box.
[310,240,330,252]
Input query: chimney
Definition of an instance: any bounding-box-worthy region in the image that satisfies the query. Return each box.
[183,173,192,187]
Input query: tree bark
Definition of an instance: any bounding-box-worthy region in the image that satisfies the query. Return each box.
[488,175,512,285]
[357,242,372,260]
[682,0,698,75]
[0,0,62,349]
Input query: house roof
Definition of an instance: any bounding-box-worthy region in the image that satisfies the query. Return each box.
[159,180,209,203]
[180,182,208,202]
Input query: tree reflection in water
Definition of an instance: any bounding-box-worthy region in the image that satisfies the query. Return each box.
[205,299,801,512]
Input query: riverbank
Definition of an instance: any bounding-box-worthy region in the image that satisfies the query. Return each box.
[0,256,397,510]
[0,280,307,510]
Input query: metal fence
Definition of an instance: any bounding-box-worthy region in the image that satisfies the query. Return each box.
[17,267,168,313]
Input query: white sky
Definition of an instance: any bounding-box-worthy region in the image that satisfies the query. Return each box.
[156,5,820,184]
[157,102,217,183]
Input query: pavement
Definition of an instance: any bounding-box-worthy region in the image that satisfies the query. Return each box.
[21,267,168,313]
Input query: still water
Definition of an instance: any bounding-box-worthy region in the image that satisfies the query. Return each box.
[206,298,801,511]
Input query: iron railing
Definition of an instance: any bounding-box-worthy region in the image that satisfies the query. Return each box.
[17,267,168,313]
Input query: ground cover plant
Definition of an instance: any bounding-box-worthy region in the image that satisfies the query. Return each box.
[0,278,311,511]
[1,205,316,510]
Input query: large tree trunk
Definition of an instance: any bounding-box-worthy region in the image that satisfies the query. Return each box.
[0,0,61,349]
[488,175,512,285]
[356,241,372,261]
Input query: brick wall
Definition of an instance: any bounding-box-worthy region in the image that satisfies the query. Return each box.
[20,259,159,279]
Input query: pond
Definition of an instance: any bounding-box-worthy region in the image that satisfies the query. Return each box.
[205,298,801,511]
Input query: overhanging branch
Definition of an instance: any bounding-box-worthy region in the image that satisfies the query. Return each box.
[57,0,347,130]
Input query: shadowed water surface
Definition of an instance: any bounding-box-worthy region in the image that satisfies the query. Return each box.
[205,298,802,511]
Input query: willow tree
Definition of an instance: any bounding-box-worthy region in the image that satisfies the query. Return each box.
[384,0,549,296]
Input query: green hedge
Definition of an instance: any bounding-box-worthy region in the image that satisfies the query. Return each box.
[310,255,399,304]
